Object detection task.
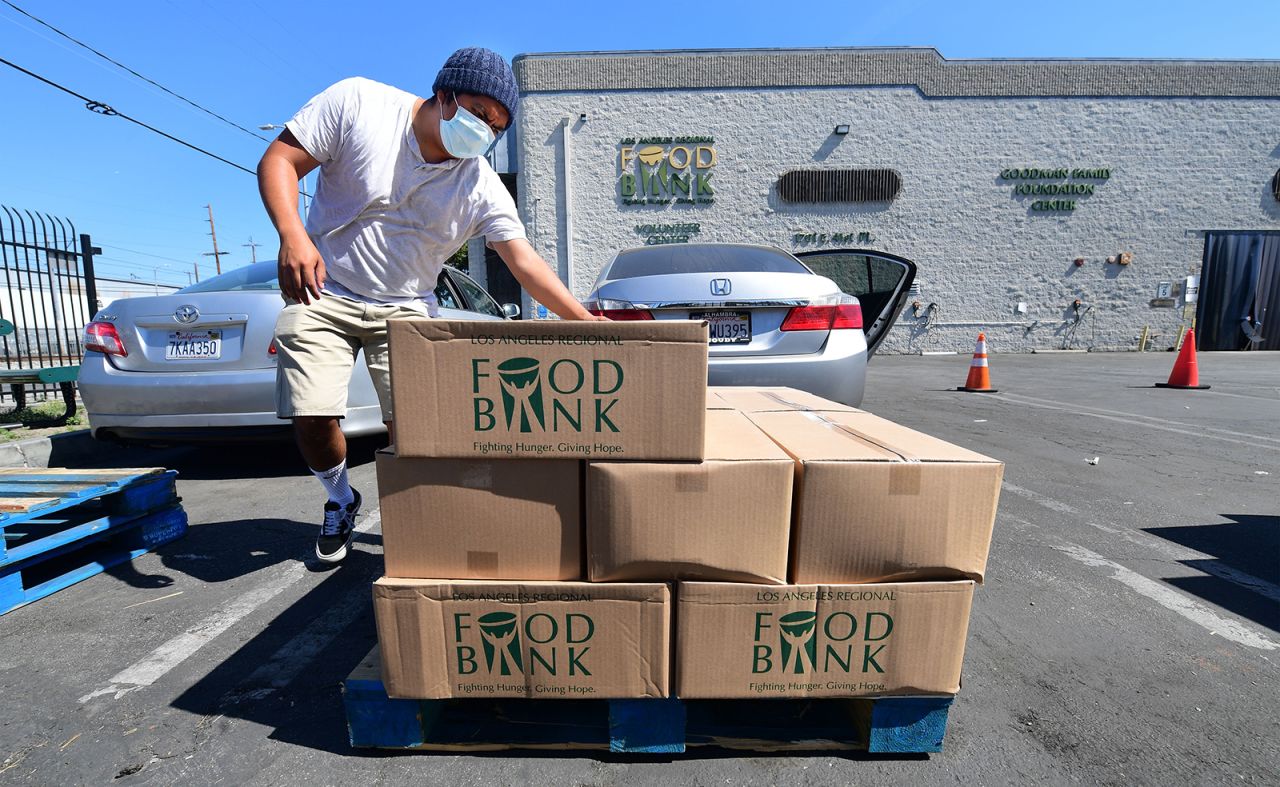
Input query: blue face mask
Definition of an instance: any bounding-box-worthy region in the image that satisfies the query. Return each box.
[439,94,496,159]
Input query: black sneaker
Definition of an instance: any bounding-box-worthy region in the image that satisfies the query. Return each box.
[316,488,361,563]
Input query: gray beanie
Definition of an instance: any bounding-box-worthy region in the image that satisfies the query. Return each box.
[432,47,519,122]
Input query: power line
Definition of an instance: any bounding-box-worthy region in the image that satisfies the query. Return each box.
[0,0,269,142]
[100,244,199,266]
[96,256,193,279]
[0,55,257,177]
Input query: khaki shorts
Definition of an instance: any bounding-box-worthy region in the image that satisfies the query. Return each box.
[274,295,425,422]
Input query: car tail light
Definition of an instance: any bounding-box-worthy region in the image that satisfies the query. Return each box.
[780,303,863,331]
[268,339,278,355]
[589,308,653,321]
[83,321,128,356]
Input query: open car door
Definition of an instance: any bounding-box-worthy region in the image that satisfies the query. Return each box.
[796,249,917,358]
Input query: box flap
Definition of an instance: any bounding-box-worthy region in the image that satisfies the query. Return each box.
[707,386,861,413]
[749,410,999,464]
[705,410,793,461]
[409,318,708,345]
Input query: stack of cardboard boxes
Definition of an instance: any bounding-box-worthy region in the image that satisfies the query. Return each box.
[373,320,1003,704]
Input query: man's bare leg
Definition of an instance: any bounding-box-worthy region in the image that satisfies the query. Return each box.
[294,415,346,471]
[296,415,360,563]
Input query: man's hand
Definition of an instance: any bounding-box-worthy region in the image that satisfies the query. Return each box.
[278,230,326,304]
[257,130,323,303]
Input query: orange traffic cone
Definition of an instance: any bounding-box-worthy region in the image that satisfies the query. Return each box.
[957,333,998,393]
[1155,328,1210,389]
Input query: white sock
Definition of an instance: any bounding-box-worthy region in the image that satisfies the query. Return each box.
[312,460,355,506]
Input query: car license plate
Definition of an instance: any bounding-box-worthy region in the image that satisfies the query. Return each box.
[693,311,751,344]
[165,330,222,360]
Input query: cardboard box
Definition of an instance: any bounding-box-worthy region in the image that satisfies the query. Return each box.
[586,410,794,583]
[389,320,708,460]
[749,411,1003,584]
[676,581,974,698]
[376,451,582,580]
[707,386,861,413]
[706,390,735,409]
[373,579,670,699]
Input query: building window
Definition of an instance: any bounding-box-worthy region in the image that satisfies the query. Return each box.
[777,169,901,203]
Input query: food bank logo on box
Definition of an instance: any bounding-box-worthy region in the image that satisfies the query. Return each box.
[476,612,523,675]
[454,611,595,676]
[471,357,624,434]
[752,610,894,674]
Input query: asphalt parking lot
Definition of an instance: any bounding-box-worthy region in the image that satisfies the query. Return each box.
[0,351,1276,785]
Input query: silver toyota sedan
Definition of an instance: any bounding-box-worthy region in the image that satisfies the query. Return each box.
[583,243,916,406]
[79,261,515,444]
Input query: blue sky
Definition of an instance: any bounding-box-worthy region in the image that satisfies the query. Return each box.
[2,0,1277,295]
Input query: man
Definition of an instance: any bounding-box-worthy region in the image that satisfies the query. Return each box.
[258,47,601,564]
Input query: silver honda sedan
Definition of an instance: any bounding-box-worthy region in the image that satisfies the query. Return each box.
[584,243,915,406]
[79,262,515,444]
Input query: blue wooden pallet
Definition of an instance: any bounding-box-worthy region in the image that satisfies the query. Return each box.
[0,468,187,615]
[343,648,953,754]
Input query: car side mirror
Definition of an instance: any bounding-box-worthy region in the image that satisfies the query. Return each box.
[501,303,521,319]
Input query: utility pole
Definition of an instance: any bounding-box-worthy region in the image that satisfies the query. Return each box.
[193,261,200,282]
[203,204,229,275]
[243,236,262,263]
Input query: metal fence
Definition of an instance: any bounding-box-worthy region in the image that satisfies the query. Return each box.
[0,206,98,408]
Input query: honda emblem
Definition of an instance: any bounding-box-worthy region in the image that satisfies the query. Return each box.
[710,278,732,297]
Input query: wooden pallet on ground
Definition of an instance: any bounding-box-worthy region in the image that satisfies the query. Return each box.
[0,467,187,615]
[343,647,954,754]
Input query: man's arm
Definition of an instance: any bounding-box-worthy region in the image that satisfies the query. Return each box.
[490,238,604,320]
[257,130,325,304]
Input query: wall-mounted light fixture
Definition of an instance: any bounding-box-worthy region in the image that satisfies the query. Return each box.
[579,112,588,123]
[834,124,850,135]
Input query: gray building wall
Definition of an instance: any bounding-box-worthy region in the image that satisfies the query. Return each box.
[511,50,1280,353]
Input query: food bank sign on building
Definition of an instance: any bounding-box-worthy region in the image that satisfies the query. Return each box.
[619,137,717,205]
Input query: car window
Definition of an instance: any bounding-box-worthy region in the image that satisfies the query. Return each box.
[607,245,808,280]
[803,252,871,296]
[434,273,461,310]
[179,261,279,293]
[450,271,505,317]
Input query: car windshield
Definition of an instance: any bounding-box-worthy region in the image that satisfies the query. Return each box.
[179,261,279,293]
[606,245,809,280]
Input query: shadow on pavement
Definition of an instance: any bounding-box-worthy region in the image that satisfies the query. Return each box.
[166,546,383,756]
[102,513,382,590]
[1145,514,1280,633]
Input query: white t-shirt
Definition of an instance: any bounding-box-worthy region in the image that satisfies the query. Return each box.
[286,77,524,313]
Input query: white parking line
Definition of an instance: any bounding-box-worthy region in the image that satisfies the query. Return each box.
[993,392,1280,452]
[1086,521,1280,606]
[221,579,371,705]
[79,508,380,704]
[1003,481,1280,605]
[1001,481,1081,516]
[1051,543,1279,651]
